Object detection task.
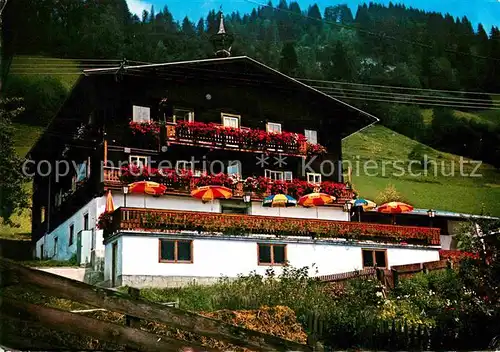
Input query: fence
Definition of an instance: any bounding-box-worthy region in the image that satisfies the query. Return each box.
[317,259,452,289]
[0,257,311,352]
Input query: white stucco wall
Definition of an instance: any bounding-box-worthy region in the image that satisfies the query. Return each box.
[106,192,220,213]
[250,202,347,220]
[104,234,440,284]
[35,198,101,262]
[104,236,123,282]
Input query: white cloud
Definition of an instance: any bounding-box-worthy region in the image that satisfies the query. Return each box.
[126,0,152,17]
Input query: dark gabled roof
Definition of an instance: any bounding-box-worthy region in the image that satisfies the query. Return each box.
[29,56,379,158]
[84,56,379,139]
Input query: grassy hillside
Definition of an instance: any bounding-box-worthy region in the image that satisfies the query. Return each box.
[0,56,80,239]
[343,125,500,216]
[422,108,500,126]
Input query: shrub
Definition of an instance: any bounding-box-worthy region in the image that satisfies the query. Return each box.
[375,184,407,204]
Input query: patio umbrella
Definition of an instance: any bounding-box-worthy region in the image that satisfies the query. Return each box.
[377,201,414,224]
[350,198,376,222]
[105,190,115,213]
[263,194,297,215]
[128,181,167,196]
[298,192,335,218]
[263,194,297,207]
[129,181,167,207]
[191,185,233,202]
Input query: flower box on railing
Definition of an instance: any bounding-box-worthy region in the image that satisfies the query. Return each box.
[166,121,326,156]
[109,165,355,201]
[105,208,441,246]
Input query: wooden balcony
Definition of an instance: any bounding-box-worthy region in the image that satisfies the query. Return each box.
[102,166,355,205]
[166,122,309,156]
[107,207,441,246]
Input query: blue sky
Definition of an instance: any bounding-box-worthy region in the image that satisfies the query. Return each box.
[126,0,500,32]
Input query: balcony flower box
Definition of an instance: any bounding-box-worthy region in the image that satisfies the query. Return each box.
[116,165,354,200]
[105,208,441,246]
[170,121,327,156]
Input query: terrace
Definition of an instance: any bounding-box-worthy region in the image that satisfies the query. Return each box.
[103,207,441,246]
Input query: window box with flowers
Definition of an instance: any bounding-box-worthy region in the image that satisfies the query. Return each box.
[170,121,327,156]
[129,121,161,150]
[96,212,114,236]
[110,208,441,245]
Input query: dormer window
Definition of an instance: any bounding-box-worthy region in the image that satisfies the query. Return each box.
[222,113,240,128]
[267,122,281,134]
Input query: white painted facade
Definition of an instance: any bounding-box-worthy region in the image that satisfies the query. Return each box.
[103,232,440,287]
[36,191,347,266]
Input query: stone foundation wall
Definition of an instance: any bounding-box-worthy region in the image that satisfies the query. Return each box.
[119,275,223,288]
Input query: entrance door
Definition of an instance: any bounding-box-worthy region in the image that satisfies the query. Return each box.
[111,242,118,287]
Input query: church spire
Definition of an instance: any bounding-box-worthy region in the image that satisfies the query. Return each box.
[210,8,234,58]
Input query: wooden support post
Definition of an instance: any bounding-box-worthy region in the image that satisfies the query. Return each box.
[104,139,108,165]
[126,287,141,329]
[392,268,399,288]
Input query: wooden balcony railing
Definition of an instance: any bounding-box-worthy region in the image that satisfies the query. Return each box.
[166,122,310,156]
[107,207,441,246]
[102,166,355,205]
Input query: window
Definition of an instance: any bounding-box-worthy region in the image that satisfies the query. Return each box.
[129,155,148,168]
[83,213,89,231]
[54,237,58,257]
[307,173,322,185]
[176,160,193,172]
[227,161,241,176]
[265,169,283,181]
[284,171,293,182]
[221,113,240,128]
[40,244,44,260]
[258,243,287,265]
[266,122,282,133]
[133,105,151,122]
[159,240,193,263]
[362,249,387,268]
[69,225,74,246]
[304,129,318,144]
[40,206,46,223]
[172,108,194,123]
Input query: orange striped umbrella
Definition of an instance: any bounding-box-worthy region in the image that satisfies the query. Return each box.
[298,193,335,207]
[377,202,414,213]
[377,201,413,224]
[128,181,166,196]
[105,190,115,213]
[191,185,233,202]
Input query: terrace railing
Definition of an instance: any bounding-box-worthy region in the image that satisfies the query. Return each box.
[107,207,441,246]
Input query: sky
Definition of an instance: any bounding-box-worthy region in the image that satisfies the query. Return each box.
[126,0,500,32]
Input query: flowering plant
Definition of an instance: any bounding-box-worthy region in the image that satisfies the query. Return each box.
[173,121,327,155]
[439,250,479,261]
[129,121,161,136]
[130,209,441,244]
[96,212,113,232]
[306,143,327,155]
